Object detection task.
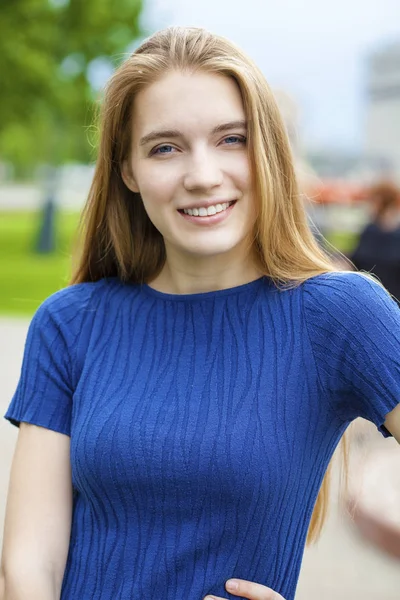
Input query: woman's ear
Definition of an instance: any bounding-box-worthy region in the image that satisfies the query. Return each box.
[121,160,139,193]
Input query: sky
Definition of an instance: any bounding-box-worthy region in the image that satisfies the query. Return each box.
[140,0,400,153]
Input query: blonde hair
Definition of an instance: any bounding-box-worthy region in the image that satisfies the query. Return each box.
[71,26,348,544]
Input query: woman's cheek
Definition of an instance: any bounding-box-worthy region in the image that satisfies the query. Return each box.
[225,152,250,189]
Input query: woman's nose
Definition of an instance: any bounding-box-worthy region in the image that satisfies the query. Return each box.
[183,154,223,192]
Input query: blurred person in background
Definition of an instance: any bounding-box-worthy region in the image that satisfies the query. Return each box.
[350,181,400,305]
[1,26,400,600]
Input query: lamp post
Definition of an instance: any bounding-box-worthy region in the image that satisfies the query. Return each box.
[35,165,59,254]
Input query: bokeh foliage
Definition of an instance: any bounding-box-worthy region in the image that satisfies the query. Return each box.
[0,0,143,174]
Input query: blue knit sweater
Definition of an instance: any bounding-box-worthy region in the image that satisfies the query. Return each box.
[5,272,400,600]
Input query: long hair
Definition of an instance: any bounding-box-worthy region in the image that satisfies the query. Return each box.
[71,26,348,544]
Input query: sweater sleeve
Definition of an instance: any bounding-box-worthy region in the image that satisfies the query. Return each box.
[303,271,400,437]
[4,283,96,436]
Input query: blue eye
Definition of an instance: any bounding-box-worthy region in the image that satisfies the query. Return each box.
[223,135,246,145]
[152,145,175,155]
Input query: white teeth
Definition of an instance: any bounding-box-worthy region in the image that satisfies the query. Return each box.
[182,202,233,217]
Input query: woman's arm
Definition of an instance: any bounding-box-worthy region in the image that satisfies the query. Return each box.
[384,403,400,443]
[0,423,73,600]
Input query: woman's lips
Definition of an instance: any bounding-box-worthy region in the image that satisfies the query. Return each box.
[178,201,236,226]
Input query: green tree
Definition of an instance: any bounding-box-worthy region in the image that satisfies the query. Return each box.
[0,0,143,175]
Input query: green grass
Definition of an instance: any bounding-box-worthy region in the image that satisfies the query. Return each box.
[325,231,358,255]
[0,210,80,316]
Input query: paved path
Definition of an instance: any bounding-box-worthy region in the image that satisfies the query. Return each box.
[0,318,399,598]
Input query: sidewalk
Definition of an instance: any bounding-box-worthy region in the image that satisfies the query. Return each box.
[0,317,399,599]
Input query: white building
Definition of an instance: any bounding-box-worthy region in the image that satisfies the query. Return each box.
[364,41,400,183]
[273,89,302,158]
[273,88,319,192]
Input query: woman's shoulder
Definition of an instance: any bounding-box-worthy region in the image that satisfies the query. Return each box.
[40,279,105,308]
[302,270,399,325]
[303,270,385,298]
[33,278,121,327]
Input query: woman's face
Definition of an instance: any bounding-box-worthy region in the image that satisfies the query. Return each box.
[123,70,257,262]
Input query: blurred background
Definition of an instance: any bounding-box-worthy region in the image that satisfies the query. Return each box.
[1,0,400,598]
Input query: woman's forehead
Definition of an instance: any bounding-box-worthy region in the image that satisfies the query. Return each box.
[132,71,245,133]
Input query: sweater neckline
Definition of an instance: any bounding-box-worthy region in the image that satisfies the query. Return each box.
[140,276,269,302]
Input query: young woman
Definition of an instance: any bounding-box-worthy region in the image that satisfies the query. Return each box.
[1,26,400,600]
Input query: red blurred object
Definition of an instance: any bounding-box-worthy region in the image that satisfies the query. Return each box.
[306,180,370,204]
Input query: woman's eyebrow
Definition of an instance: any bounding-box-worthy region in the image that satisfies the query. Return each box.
[139,129,181,146]
[139,120,247,147]
[212,120,247,134]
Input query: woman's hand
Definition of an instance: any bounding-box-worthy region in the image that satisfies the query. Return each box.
[204,578,285,600]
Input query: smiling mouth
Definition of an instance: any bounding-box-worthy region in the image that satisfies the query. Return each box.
[178,201,236,217]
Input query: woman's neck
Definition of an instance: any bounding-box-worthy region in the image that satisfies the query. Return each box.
[147,252,263,295]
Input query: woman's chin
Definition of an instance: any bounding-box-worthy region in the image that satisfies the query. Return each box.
[177,242,241,260]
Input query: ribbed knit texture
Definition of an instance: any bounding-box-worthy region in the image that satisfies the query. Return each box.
[5,272,400,600]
